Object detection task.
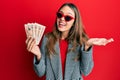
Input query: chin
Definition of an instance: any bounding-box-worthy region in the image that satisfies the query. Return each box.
[57,25,69,32]
[58,28,65,32]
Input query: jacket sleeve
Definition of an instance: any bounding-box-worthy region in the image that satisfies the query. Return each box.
[80,44,94,76]
[33,35,47,77]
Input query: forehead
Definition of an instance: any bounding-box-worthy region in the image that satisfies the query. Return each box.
[59,6,75,16]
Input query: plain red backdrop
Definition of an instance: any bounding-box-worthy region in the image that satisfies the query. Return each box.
[0,0,120,80]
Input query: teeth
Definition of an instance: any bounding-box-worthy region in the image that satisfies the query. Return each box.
[59,23,65,26]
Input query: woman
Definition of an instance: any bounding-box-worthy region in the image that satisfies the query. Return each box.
[26,3,113,80]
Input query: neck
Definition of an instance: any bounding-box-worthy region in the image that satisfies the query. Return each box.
[61,31,69,40]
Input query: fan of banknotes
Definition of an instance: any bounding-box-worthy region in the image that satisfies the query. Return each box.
[24,23,46,45]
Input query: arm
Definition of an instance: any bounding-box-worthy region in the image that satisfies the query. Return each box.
[80,37,114,76]
[33,35,47,77]
[80,45,94,76]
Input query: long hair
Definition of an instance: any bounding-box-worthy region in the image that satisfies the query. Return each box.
[46,3,89,55]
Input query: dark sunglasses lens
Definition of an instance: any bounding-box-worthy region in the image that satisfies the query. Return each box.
[57,13,62,18]
[65,16,72,21]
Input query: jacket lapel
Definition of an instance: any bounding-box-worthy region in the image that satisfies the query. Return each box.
[64,44,77,79]
[50,41,63,80]
[50,42,77,80]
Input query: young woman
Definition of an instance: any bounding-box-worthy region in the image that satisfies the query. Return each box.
[26,3,114,80]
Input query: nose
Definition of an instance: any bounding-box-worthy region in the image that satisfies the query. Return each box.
[60,16,65,21]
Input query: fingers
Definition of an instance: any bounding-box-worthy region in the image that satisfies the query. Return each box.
[101,38,114,46]
[28,39,36,52]
[108,38,114,42]
[26,37,36,52]
[25,37,31,44]
[103,38,114,46]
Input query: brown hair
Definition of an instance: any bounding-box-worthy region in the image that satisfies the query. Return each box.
[46,3,89,55]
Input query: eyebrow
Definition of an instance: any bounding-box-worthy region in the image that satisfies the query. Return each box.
[67,12,74,16]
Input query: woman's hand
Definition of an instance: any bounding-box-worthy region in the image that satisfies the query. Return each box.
[87,38,114,46]
[84,38,114,51]
[26,37,41,61]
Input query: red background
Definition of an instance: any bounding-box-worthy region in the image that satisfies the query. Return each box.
[0,0,120,80]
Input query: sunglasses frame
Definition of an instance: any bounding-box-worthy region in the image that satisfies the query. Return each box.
[56,12,75,22]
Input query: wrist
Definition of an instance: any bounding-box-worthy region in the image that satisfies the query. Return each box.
[84,41,92,51]
[36,53,41,62]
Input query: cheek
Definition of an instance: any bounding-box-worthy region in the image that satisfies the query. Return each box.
[56,19,59,26]
[67,20,74,28]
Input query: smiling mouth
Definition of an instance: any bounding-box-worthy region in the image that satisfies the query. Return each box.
[58,22,66,27]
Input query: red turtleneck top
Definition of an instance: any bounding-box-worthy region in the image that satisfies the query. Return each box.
[59,39,68,77]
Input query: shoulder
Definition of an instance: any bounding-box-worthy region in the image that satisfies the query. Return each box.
[45,32,57,40]
[41,32,54,42]
[45,32,54,37]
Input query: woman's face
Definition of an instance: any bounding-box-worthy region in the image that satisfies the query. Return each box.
[57,6,75,33]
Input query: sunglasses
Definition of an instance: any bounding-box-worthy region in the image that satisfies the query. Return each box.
[56,12,75,22]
